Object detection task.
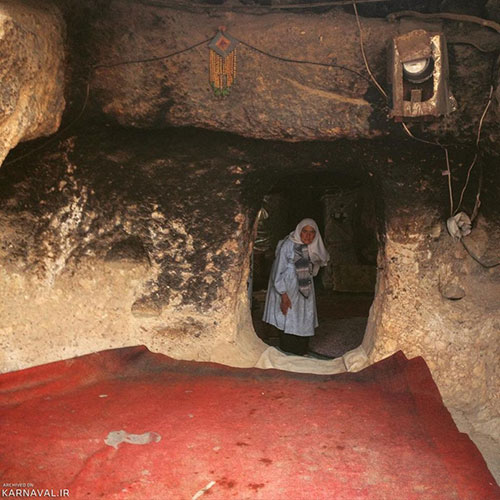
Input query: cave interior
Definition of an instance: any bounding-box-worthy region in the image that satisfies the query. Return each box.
[0,0,499,492]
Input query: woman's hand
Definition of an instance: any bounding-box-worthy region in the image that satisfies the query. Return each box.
[280,293,292,315]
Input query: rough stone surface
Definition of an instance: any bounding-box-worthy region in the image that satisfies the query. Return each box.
[0,1,65,165]
[0,127,353,372]
[52,0,500,146]
[87,7,383,141]
[0,127,269,370]
[1,127,498,444]
[0,0,499,477]
[362,151,500,441]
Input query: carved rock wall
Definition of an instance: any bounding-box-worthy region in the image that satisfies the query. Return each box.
[0,1,65,165]
[0,127,271,371]
[2,1,499,163]
[0,128,498,444]
[62,1,500,144]
[0,0,499,454]
[0,128,357,372]
[363,152,500,438]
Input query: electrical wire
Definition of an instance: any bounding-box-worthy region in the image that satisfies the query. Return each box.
[4,78,91,166]
[461,239,500,268]
[2,14,494,215]
[470,164,483,222]
[388,12,499,223]
[400,63,496,221]
[351,0,388,100]
[92,37,211,70]
[402,111,499,266]
[237,39,372,85]
[455,153,479,214]
[270,0,390,8]
[400,123,455,216]
[3,38,212,167]
[381,5,497,222]
[3,31,383,167]
[387,10,500,34]
[454,84,494,215]
[443,146,454,216]
[448,40,499,54]
[400,122,445,147]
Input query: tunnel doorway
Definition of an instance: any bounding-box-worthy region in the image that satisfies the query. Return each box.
[250,171,378,359]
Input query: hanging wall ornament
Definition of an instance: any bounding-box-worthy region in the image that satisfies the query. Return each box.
[209,28,238,96]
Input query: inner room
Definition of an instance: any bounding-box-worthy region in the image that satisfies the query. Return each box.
[251,170,377,359]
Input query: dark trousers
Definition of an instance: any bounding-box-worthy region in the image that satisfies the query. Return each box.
[279,332,309,356]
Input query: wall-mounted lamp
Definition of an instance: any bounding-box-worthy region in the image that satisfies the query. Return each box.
[389,29,457,121]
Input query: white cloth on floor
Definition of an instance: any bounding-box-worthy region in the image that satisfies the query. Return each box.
[255,346,347,374]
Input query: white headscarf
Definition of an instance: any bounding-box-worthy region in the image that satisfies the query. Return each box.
[289,218,329,276]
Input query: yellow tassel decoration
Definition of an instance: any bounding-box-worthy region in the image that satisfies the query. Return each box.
[209,29,238,96]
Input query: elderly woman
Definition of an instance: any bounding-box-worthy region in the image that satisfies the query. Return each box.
[263,218,329,355]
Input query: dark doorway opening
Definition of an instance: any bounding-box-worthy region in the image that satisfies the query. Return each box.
[251,171,377,359]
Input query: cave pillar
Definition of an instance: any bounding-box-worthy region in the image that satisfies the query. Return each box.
[362,164,499,433]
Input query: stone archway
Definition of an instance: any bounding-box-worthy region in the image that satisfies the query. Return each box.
[248,170,378,363]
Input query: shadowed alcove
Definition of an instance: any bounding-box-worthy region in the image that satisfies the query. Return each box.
[250,170,377,359]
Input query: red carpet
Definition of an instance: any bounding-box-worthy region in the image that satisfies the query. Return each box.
[0,346,498,499]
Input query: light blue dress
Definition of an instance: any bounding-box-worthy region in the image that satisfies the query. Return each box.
[262,237,318,337]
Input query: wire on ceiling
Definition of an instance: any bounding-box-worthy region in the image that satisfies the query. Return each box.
[92,38,211,70]
[237,39,372,85]
[461,239,500,268]
[351,0,388,100]
[3,78,91,167]
[349,1,497,247]
[349,0,455,219]
[3,3,498,243]
[3,29,380,166]
[270,0,390,9]
[386,10,500,34]
[4,38,212,166]
[454,84,494,218]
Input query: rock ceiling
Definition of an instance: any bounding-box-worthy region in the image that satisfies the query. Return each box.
[1,0,499,166]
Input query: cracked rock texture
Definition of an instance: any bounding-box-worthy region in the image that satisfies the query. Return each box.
[1,0,499,161]
[0,0,65,165]
[362,149,500,440]
[0,128,269,371]
[60,1,500,145]
[0,127,498,446]
[0,0,499,473]
[87,6,383,140]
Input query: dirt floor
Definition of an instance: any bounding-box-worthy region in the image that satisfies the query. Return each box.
[252,290,374,358]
